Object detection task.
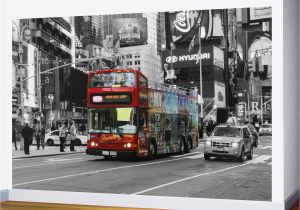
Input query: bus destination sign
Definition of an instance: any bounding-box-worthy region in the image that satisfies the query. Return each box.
[91,93,132,104]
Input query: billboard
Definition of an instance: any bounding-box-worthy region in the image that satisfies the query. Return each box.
[162,45,224,69]
[249,7,272,21]
[167,10,224,44]
[112,18,148,47]
[168,11,201,43]
[214,81,226,107]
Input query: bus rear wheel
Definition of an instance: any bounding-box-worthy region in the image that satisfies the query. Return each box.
[148,140,157,159]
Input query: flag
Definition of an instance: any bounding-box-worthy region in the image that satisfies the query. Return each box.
[113,40,120,54]
[188,34,196,53]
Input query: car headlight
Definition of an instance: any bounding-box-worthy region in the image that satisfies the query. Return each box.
[231,142,239,148]
[206,140,211,146]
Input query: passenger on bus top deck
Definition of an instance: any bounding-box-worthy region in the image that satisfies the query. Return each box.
[125,73,135,87]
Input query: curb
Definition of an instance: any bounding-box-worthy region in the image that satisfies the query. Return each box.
[12,151,85,159]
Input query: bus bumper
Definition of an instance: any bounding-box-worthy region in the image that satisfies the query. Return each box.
[86,148,137,157]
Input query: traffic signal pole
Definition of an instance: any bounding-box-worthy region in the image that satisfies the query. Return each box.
[17,55,121,124]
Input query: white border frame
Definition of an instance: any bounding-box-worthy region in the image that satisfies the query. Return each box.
[0,0,291,209]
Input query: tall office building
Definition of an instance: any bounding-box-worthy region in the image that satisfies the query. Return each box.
[101,12,163,83]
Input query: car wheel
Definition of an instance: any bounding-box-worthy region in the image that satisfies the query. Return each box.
[46,139,54,146]
[247,146,253,160]
[148,140,157,159]
[75,139,82,146]
[186,139,192,153]
[255,139,258,147]
[204,154,210,160]
[238,147,245,162]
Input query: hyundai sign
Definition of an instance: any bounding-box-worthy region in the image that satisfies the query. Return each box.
[162,45,224,69]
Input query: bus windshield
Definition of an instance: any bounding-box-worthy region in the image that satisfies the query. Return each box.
[90,72,135,88]
[88,108,137,134]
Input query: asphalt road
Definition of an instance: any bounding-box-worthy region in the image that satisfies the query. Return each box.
[13,135,272,201]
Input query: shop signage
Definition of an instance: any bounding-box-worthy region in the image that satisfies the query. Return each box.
[237,103,246,118]
[214,81,226,107]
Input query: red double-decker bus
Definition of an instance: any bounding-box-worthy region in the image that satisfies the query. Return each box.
[86,69,199,159]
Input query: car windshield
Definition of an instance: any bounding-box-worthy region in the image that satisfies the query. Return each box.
[88,108,137,134]
[90,72,135,88]
[211,127,241,137]
[261,124,271,128]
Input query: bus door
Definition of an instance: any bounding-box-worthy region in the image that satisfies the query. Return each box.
[138,109,148,154]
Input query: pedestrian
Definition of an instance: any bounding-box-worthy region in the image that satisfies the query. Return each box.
[35,123,41,150]
[40,123,46,149]
[252,115,261,133]
[21,123,33,155]
[69,120,76,151]
[58,122,67,152]
[12,126,18,150]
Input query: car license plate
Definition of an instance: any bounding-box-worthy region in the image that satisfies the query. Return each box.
[110,151,117,156]
[102,151,109,156]
[216,146,226,151]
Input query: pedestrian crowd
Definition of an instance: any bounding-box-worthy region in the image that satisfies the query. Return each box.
[12,120,78,155]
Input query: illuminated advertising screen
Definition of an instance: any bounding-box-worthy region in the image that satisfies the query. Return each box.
[112,18,148,47]
[91,93,132,104]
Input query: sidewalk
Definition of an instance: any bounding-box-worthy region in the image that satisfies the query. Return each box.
[12,142,86,159]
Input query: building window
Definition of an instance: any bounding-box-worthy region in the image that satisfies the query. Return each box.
[127,54,132,59]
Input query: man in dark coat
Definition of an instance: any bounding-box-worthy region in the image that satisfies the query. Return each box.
[21,123,33,155]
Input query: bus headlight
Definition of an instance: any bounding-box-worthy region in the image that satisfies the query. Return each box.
[91,141,96,147]
[127,143,132,148]
[206,140,211,147]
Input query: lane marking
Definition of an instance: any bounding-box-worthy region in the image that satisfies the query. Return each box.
[132,155,268,195]
[185,154,204,159]
[44,157,83,162]
[172,151,202,158]
[13,155,201,187]
[13,159,87,170]
[258,146,272,150]
[132,163,251,195]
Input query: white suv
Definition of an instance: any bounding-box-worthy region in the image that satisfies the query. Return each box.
[204,124,254,162]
